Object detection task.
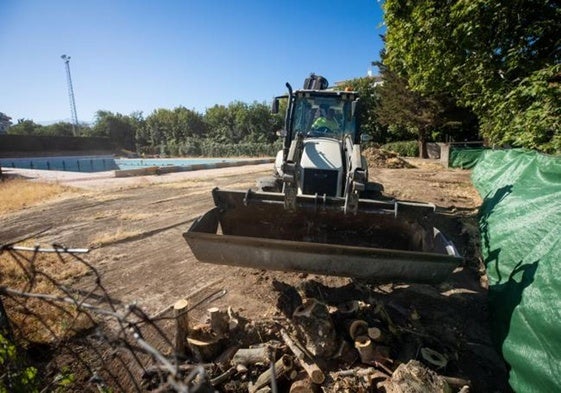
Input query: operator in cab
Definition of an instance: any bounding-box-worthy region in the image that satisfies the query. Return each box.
[311,106,340,134]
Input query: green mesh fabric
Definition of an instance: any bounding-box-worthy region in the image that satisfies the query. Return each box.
[449,147,485,169]
[472,149,561,392]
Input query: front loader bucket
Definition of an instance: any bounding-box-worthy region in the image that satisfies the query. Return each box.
[183,188,462,283]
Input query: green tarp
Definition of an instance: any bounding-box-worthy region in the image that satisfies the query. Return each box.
[450,147,486,169]
[472,149,561,392]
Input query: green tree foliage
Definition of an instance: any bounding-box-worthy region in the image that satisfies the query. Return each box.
[204,101,281,144]
[7,119,42,135]
[92,110,141,150]
[383,0,561,153]
[0,333,39,393]
[7,120,93,137]
[488,64,561,152]
[142,107,207,154]
[337,77,386,142]
[6,99,284,157]
[204,104,235,143]
[375,66,439,155]
[381,140,419,157]
[376,64,479,150]
[37,122,75,137]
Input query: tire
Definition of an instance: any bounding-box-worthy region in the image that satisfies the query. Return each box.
[362,182,384,199]
[257,176,282,192]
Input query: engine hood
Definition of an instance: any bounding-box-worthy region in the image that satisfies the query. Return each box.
[300,138,343,171]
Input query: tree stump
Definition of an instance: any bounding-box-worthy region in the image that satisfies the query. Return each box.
[174,299,190,357]
[208,307,229,336]
[187,337,222,361]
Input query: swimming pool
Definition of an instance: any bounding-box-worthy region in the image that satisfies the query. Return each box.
[0,156,242,173]
[115,157,240,170]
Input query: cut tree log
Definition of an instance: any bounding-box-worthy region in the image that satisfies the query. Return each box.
[280,329,325,384]
[289,372,319,393]
[367,327,386,343]
[174,298,190,357]
[292,298,337,357]
[354,335,391,366]
[442,376,471,390]
[337,300,359,316]
[215,345,239,370]
[383,360,452,393]
[250,354,295,392]
[348,319,369,340]
[231,346,271,366]
[210,367,236,387]
[355,335,376,364]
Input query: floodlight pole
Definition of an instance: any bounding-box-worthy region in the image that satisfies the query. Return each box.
[61,54,79,136]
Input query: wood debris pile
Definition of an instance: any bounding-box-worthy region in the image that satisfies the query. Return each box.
[362,148,415,169]
[142,278,505,392]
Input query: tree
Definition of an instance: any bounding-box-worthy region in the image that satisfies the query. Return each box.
[487,64,561,151]
[336,76,387,143]
[379,64,479,143]
[204,104,233,143]
[92,111,137,150]
[204,101,281,144]
[0,112,12,133]
[375,66,442,157]
[383,0,561,153]
[143,107,206,154]
[7,119,42,135]
[38,122,75,137]
[231,101,281,144]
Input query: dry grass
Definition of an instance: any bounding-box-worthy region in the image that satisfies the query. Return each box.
[0,177,74,215]
[404,157,446,171]
[86,210,155,221]
[89,194,124,203]
[0,243,93,343]
[0,178,90,342]
[88,226,143,248]
[119,212,154,221]
[93,210,118,220]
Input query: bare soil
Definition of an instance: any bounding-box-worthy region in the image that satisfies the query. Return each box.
[0,158,510,392]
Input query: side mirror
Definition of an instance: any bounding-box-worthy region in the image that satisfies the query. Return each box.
[271,98,279,114]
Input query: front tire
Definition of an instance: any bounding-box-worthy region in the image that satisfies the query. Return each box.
[256,176,282,192]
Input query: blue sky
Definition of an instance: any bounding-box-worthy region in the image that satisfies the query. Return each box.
[0,1,385,124]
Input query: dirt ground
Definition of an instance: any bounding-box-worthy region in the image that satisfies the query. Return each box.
[0,156,510,392]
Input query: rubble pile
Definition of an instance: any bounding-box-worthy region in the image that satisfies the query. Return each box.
[143,279,503,392]
[362,148,415,169]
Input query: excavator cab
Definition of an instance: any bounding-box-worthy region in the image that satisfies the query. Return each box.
[272,75,360,145]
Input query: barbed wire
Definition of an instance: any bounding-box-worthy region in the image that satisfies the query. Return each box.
[0,243,210,392]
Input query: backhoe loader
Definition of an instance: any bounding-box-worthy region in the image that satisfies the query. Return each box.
[183,75,461,283]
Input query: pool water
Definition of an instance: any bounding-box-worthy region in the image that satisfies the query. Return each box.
[0,156,240,173]
[115,157,238,170]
